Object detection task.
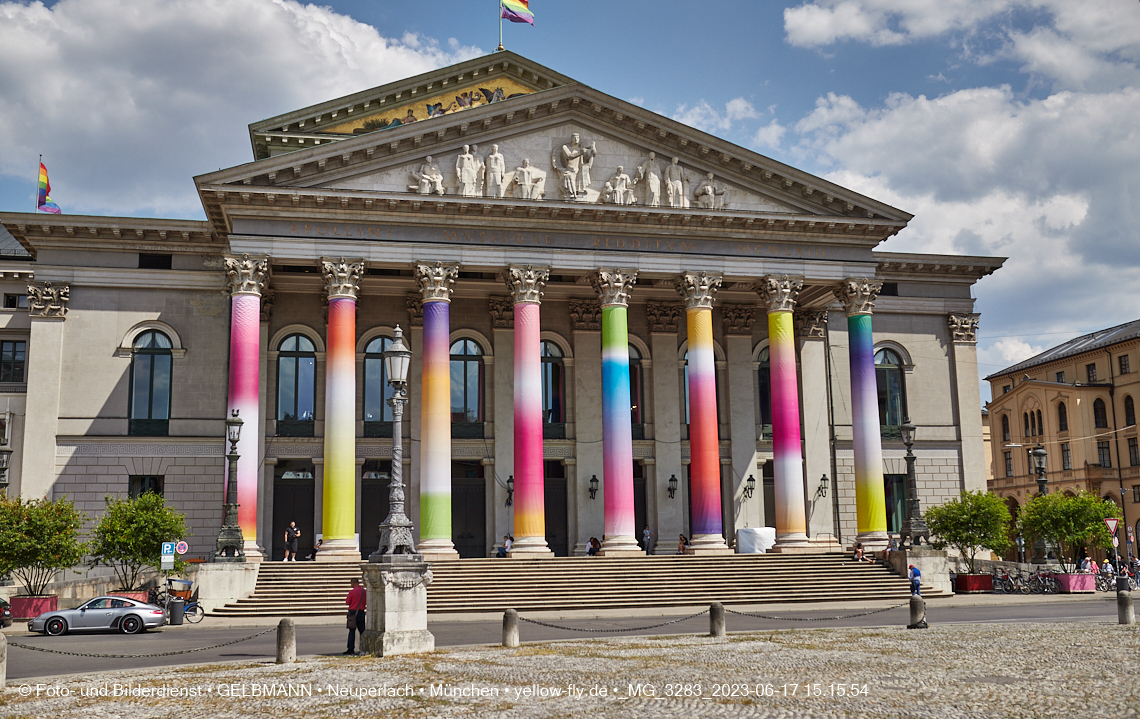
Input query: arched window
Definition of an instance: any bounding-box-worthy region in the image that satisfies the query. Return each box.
[129,330,172,436]
[450,339,484,438]
[1024,412,1031,438]
[540,340,566,438]
[875,348,907,436]
[1094,398,1109,429]
[629,344,645,439]
[277,334,316,437]
[1126,396,1136,427]
[757,346,772,440]
[1030,410,1037,437]
[1036,409,1043,436]
[1001,415,1010,442]
[1057,402,1068,432]
[364,336,394,437]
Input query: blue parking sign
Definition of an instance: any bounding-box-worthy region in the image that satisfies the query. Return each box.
[161,542,175,556]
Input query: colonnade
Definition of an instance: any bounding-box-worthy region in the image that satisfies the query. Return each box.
[223,256,892,561]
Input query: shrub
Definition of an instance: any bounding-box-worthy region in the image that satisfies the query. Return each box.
[923,490,1013,574]
[0,493,87,596]
[87,493,189,590]
[1017,491,1120,572]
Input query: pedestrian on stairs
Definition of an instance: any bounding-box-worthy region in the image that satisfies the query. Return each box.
[283,521,301,561]
[641,525,655,555]
[345,578,366,655]
[909,565,922,596]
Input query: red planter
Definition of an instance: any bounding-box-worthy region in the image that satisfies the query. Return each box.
[11,595,57,619]
[955,574,994,593]
[1057,573,1095,593]
[110,591,149,603]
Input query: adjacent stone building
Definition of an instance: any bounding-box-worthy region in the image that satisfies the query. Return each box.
[0,52,1002,562]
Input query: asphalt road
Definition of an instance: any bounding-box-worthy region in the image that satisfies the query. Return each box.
[4,598,1118,682]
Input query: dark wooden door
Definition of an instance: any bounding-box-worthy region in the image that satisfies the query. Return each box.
[452,477,486,558]
[272,477,314,561]
[544,477,569,557]
[634,476,648,551]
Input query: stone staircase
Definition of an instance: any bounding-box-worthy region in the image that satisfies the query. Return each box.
[210,554,947,617]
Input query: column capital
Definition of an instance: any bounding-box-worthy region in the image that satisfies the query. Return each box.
[755,275,803,313]
[646,301,682,333]
[488,296,515,329]
[505,265,549,304]
[414,262,459,302]
[721,304,757,336]
[406,294,424,327]
[321,258,364,300]
[835,277,882,316]
[948,313,980,343]
[590,269,637,308]
[793,309,828,339]
[224,254,269,296]
[674,271,722,310]
[569,299,601,331]
[27,281,69,319]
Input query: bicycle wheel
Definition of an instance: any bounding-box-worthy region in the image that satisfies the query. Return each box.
[1028,577,1043,594]
[183,604,204,623]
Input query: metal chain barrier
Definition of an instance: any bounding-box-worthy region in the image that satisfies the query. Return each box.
[724,601,911,622]
[518,610,709,633]
[8,627,277,659]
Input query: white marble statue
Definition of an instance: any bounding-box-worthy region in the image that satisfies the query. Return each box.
[512,158,542,200]
[470,144,486,197]
[552,133,596,200]
[635,152,663,207]
[485,144,506,199]
[607,166,633,205]
[456,145,479,197]
[412,155,445,196]
[664,156,688,208]
[694,172,727,210]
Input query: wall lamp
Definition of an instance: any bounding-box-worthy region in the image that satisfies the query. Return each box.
[743,474,756,499]
[667,474,678,499]
[505,475,514,507]
[816,474,829,499]
[589,474,599,500]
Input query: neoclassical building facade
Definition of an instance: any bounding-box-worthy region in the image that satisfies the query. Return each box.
[0,52,1002,562]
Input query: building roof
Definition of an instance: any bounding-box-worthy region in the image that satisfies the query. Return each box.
[985,318,1140,380]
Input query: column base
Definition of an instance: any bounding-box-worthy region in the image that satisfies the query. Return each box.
[242,540,265,563]
[599,534,643,557]
[417,538,460,562]
[315,538,362,563]
[855,531,890,553]
[506,535,554,558]
[684,533,733,555]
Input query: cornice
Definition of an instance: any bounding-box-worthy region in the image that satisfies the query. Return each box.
[0,212,219,256]
[32,266,226,291]
[876,252,1005,282]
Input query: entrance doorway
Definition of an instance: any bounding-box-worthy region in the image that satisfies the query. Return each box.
[633,461,649,552]
[762,460,775,528]
[544,460,569,557]
[272,460,314,561]
[360,459,392,559]
[452,461,486,558]
[884,474,907,533]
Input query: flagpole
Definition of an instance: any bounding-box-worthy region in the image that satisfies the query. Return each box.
[34,154,41,213]
[498,0,504,51]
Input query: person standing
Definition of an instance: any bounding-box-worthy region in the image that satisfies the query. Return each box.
[344,578,366,655]
[909,564,922,596]
[283,521,301,561]
[641,525,655,554]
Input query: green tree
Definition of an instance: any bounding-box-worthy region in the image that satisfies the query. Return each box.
[922,490,1013,574]
[0,493,87,596]
[87,493,189,590]
[1017,492,1121,572]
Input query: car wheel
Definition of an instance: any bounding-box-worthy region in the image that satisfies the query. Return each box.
[45,617,68,636]
[120,615,143,634]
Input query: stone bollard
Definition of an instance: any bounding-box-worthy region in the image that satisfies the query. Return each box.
[907,595,928,629]
[276,618,296,664]
[0,631,6,690]
[502,608,519,648]
[1118,588,1135,626]
[710,602,725,638]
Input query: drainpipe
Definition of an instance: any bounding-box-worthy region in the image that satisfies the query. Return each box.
[1107,349,1128,551]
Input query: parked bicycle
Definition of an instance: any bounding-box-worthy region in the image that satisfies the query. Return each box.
[148,579,205,623]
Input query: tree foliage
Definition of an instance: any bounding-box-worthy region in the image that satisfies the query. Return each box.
[923,490,1012,574]
[87,493,189,590]
[0,493,87,596]
[1017,491,1121,573]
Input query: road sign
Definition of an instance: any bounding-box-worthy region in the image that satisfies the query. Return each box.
[161,555,174,570]
[1105,518,1120,536]
[175,541,189,555]
[161,542,175,556]
[1113,536,1120,548]
[1129,525,1135,541]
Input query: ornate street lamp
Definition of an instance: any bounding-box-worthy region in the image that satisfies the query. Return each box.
[1032,445,1048,495]
[743,474,756,500]
[505,475,514,507]
[589,475,599,500]
[816,474,829,499]
[370,325,417,560]
[667,474,678,499]
[215,409,246,562]
[899,417,930,547]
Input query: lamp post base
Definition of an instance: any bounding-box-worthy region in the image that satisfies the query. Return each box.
[361,557,435,657]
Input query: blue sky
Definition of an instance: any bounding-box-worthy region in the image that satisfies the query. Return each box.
[2,0,1140,403]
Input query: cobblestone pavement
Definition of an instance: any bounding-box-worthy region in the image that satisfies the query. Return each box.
[2,621,1138,718]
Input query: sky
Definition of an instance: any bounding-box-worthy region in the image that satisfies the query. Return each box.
[2,0,1139,405]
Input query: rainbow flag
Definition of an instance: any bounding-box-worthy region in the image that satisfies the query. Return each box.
[37,162,61,214]
[501,0,533,25]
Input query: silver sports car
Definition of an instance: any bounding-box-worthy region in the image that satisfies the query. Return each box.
[29,596,167,635]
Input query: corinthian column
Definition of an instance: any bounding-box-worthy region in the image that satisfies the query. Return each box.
[506,265,554,557]
[675,272,731,554]
[756,276,811,551]
[415,262,461,561]
[591,269,643,556]
[836,278,888,549]
[225,255,269,560]
[318,258,364,562]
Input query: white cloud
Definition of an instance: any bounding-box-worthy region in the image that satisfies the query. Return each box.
[725,97,760,122]
[672,97,758,134]
[0,0,482,217]
[783,0,1014,48]
[751,119,787,150]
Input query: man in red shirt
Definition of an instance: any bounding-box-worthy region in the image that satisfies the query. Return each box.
[344,578,366,655]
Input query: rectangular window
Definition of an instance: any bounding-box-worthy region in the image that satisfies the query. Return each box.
[1062,443,1071,470]
[128,475,163,498]
[0,341,26,382]
[2,294,27,309]
[1134,485,1140,504]
[1130,438,1139,467]
[1055,371,1065,383]
[1098,440,1112,467]
[1087,363,1098,382]
[883,474,907,533]
[1121,356,1131,375]
[1002,385,1012,394]
[879,282,899,296]
[1004,451,1013,477]
[138,253,172,270]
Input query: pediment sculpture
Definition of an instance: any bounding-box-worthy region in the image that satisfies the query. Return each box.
[410,155,445,196]
[551,132,596,201]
